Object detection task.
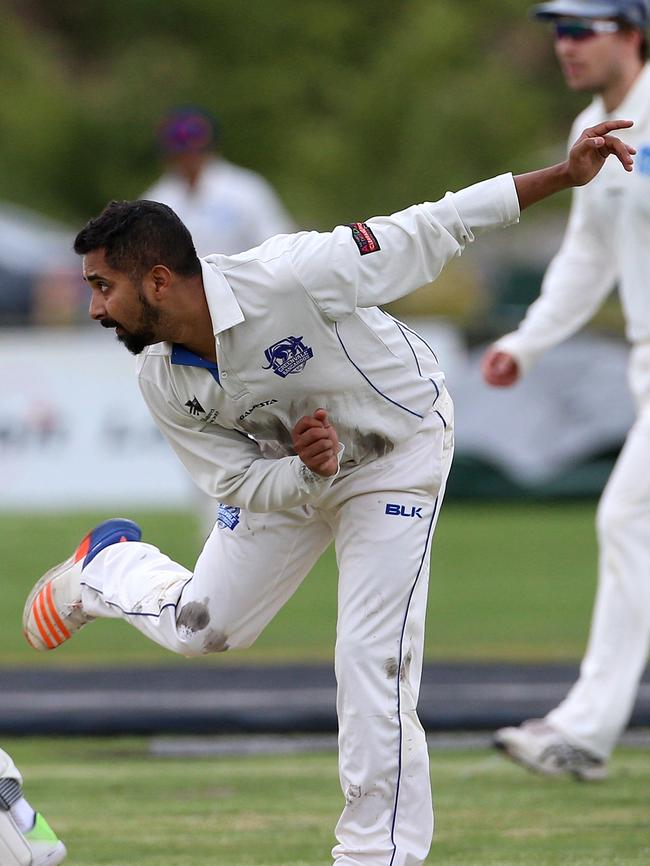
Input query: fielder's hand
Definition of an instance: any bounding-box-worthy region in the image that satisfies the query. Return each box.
[481,348,520,387]
[566,119,636,186]
[292,408,340,477]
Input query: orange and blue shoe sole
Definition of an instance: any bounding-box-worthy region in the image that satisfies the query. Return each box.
[74,517,142,568]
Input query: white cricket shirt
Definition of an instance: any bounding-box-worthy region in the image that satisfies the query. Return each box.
[496,64,650,373]
[137,173,520,511]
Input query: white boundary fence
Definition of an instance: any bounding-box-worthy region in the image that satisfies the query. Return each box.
[0,328,190,509]
[1,322,629,508]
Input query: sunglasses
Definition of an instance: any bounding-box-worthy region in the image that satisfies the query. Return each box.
[553,18,621,40]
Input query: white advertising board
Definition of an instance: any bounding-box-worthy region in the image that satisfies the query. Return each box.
[0,328,191,509]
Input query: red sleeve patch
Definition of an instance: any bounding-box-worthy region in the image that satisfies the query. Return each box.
[347,222,381,255]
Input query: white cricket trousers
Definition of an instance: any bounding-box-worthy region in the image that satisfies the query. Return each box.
[548,343,650,759]
[81,394,454,866]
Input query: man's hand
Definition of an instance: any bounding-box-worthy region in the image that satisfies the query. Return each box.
[481,348,520,387]
[292,408,340,477]
[514,119,635,210]
[565,119,636,186]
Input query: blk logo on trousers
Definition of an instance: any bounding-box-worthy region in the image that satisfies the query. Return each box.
[385,504,423,518]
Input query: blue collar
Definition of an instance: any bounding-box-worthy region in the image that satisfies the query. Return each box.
[171,344,220,383]
[171,344,217,369]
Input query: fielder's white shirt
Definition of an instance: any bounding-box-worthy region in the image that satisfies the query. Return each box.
[137,173,520,512]
[143,158,295,256]
[496,64,650,373]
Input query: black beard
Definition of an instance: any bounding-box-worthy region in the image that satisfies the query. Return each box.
[116,327,157,356]
[101,290,161,356]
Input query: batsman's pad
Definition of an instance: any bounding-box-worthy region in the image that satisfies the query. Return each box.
[0,810,31,866]
[0,748,22,784]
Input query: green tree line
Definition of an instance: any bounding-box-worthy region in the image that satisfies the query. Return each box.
[1,0,586,229]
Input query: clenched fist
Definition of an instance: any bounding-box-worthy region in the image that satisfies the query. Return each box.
[292,408,340,477]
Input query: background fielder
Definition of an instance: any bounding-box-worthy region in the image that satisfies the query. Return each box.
[483,0,650,781]
[24,122,634,865]
[144,105,295,258]
[144,104,296,535]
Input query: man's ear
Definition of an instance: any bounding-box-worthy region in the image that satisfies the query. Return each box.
[623,26,644,54]
[149,265,174,301]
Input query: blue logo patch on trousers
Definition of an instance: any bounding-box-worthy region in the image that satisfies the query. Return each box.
[639,146,650,176]
[217,504,240,530]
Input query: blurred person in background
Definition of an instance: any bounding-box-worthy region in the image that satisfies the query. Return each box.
[0,203,81,328]
[24,120,633,865]
[144,105,296,533]
[143,105,295,257]
[0,748,66,865]
[482,0,650,780]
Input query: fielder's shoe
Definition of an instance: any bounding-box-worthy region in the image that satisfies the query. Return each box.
[494,718,608,781]
[0,810,66,866]
[23,518,141,651]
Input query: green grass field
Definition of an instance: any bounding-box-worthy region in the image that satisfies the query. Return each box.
[3,505,648,865]
[5,736,649,866]
[1,501,598,665]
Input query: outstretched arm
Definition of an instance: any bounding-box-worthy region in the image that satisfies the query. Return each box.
[290,120,634,317]
[514,119,635,211]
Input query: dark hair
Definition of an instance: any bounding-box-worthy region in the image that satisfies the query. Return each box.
[74,199,201,279]
[617,21,649,60]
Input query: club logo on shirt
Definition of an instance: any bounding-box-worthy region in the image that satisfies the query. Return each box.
[217,504,240,531]
[348,222,381,255]
[263,336,314,378]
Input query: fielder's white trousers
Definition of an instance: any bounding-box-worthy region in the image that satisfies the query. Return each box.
[81,394,454,866]
[548,343,650,759]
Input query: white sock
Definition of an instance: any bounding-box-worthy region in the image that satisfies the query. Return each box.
[10,798,36,834]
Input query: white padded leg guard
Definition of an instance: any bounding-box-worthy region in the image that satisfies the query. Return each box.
[0,810,31,866]
[0,748,22,786]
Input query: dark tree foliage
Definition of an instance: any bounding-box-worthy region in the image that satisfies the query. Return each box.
[0,0,585,227]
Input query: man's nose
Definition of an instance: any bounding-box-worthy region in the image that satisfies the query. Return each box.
[89,290,106,321]
[555,35,576,52]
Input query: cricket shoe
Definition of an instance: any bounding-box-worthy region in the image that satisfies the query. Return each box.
[25,813,67,866]
[494,718,608,781]
[23,518,142,651]
[0,810,67,866]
